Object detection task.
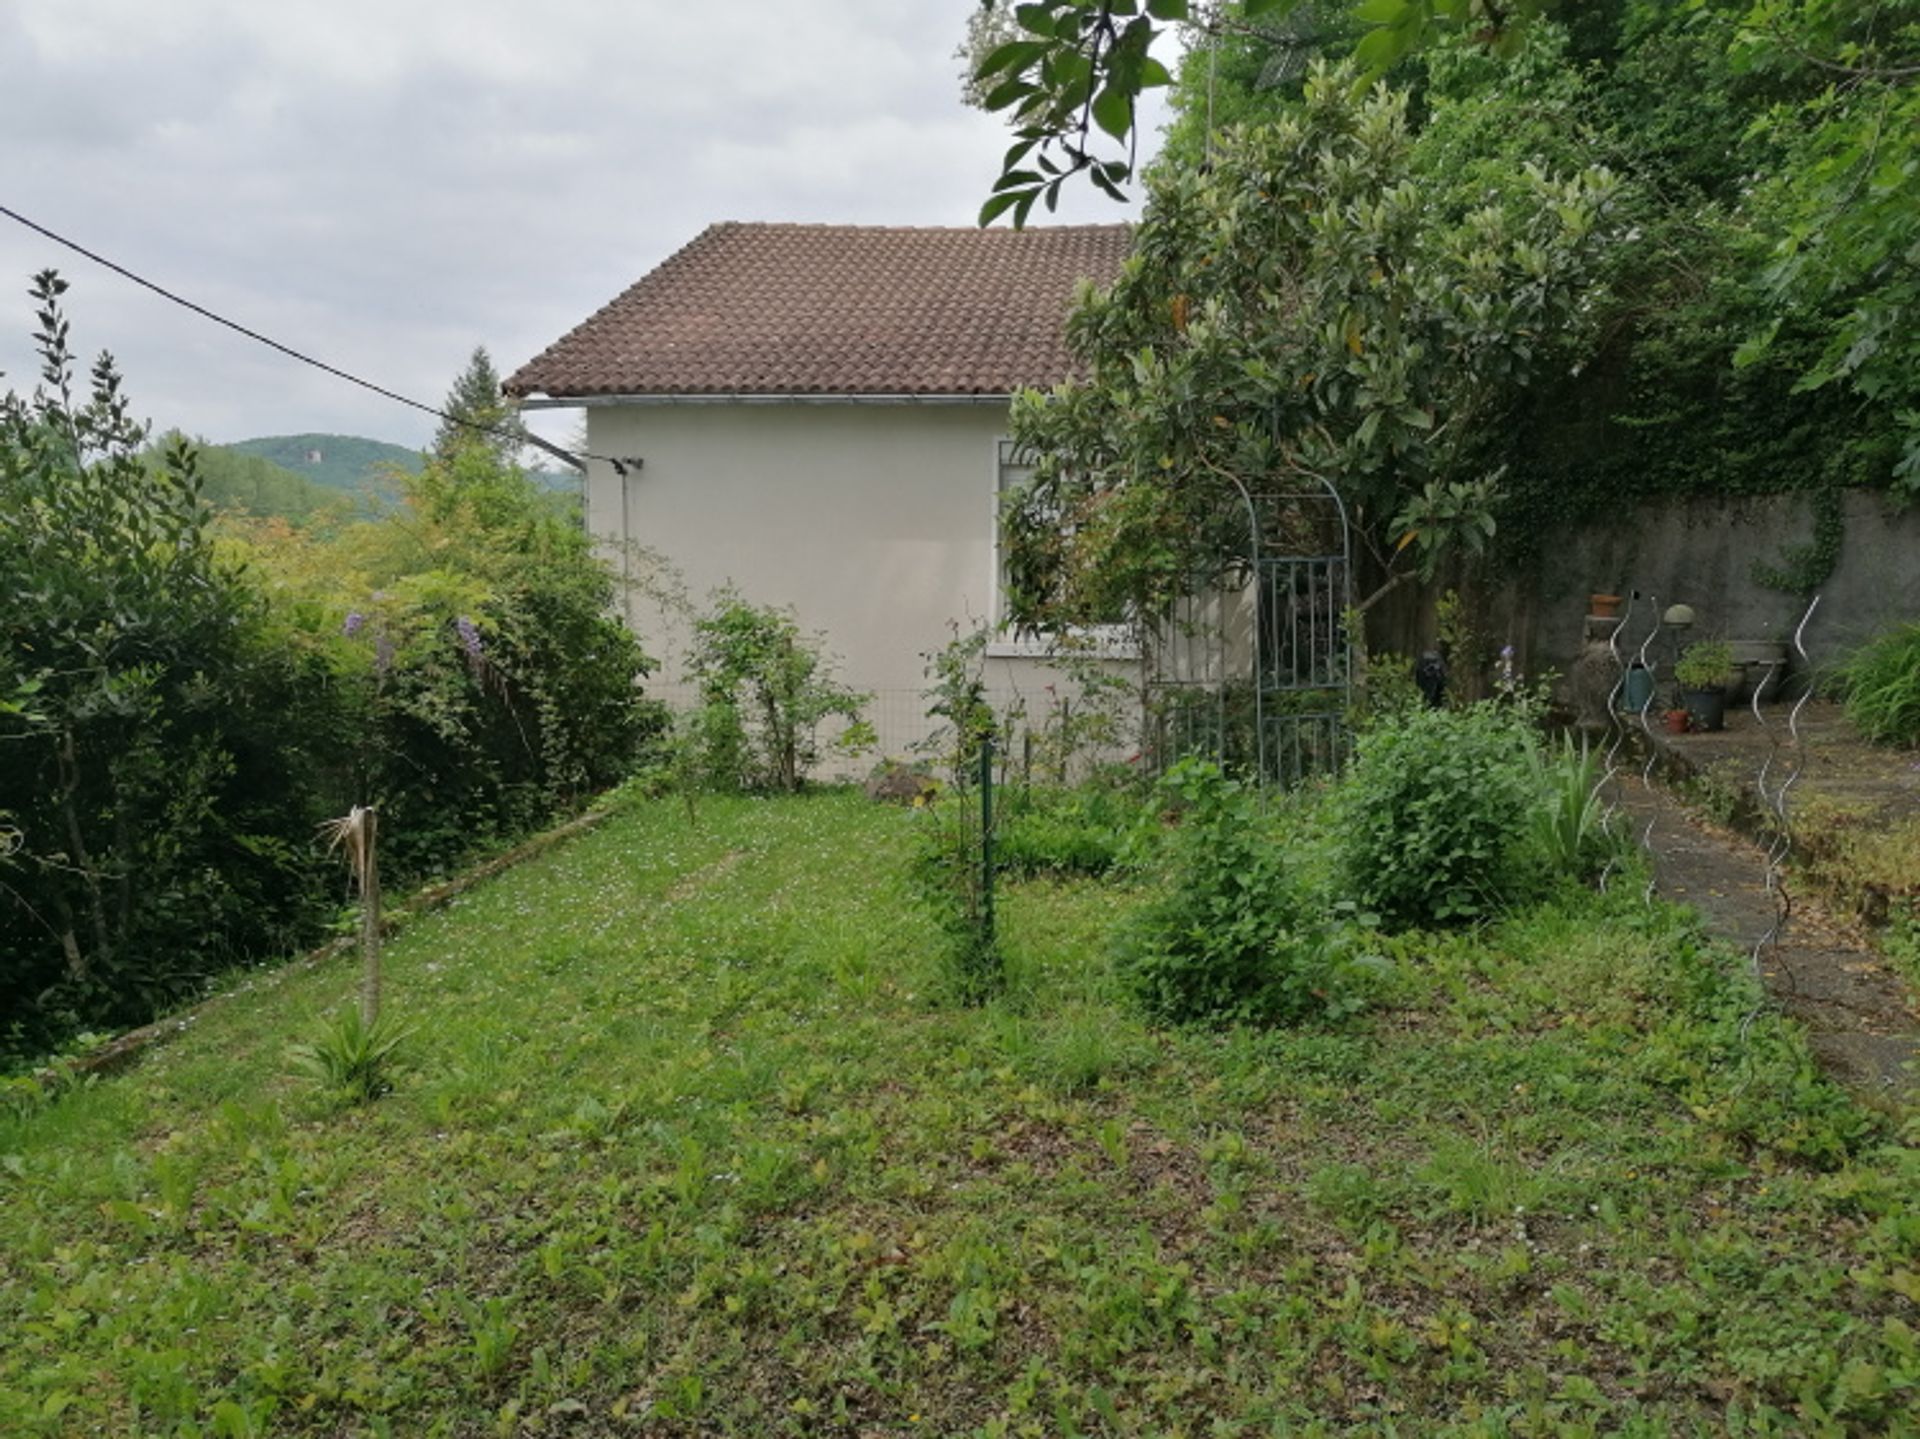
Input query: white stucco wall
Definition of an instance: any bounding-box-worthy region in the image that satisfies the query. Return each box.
[581,399,1127,759]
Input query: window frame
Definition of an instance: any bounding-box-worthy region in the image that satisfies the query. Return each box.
[986,436,1139,660]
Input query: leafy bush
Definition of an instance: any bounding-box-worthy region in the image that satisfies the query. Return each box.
[994,783,1132,877]
[908,807,1004,1004]
[271,445,668,872]
[1,273,350,1052]
[1,275,666,1061]
[1337,702,1537,929]
[1121,761,1381,1027]
[909,627,1005,1002]
[1839,620,1920,747]
[686,591,871,791]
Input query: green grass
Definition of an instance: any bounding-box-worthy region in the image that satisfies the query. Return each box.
[1840,620,1920,749]
[2,792,1916,1435]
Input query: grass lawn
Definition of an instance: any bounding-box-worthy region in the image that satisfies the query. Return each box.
[2,791,1916,1436]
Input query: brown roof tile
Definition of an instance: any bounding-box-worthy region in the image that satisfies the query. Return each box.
[505,222,1132,400]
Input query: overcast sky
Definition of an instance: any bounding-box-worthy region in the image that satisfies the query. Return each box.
[0,1,1166,453]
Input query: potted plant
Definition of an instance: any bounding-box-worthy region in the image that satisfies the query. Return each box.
[1674,639,1736,732]
[1728,636,1791,705]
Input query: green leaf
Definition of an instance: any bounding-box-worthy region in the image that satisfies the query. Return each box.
[977,39,1049,82]
[1354,26,1405,75]
[984,76,1039,113]
[1733,319,1782,370]
[1014,3,1060,38]
[978,190,1025,227]
[1091,166,1130,203]
[1092,85,1133,143]
[1145,0,1189,19]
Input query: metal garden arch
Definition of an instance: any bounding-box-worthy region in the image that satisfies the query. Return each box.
[1143,470,1354,787]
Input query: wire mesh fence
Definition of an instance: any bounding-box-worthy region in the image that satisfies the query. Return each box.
[642,681,1146,782]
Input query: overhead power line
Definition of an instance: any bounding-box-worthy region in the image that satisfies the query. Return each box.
[0,202,641,477]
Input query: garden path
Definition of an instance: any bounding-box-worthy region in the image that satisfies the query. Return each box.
[1612,773,1917,1096]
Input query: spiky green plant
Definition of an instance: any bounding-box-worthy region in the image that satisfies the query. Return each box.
[1839,621,1920,748]
[289,1006,408,1104]
[1531,736,1620,880]
[293,806,404,1104]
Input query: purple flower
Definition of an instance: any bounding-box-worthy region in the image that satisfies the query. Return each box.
[342,610,366,638]
[1496,643,1518,698]
[456,616,484,660]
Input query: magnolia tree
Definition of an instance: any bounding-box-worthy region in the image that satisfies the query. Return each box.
[974,0,1557,221]
[1000,68,1620,633]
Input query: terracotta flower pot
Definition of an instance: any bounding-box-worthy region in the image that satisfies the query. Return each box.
[1589,593,1623,620]
[1663,708,1691,735]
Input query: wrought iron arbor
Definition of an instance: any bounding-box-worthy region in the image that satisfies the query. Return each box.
[1143,475,1353,787]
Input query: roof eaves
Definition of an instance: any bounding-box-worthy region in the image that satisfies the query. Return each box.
[515,390,1017,408]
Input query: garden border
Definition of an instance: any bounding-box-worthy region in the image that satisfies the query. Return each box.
[37,802,622,1086]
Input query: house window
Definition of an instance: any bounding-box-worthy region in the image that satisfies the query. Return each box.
[990,437,1136,658]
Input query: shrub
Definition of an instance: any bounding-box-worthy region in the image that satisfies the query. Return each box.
[1121,761,1381,1026]
[1,273,350,1052]
[1839,620,1920,747]
[1,276,666,1061]
[993,783,1132,877]
[909,626,1005,1002]
[909,808,1004,1004]
[1337,702,1536,928]
[311,447,667,872]
[686,591,871,791]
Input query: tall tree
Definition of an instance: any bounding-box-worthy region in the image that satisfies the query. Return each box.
[1732,0,1920,495]
[972,0,1556,223]
[433,345,530,468]
[1001,68,1621,630]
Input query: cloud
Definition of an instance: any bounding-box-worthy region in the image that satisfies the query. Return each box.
[0,0,1159,448]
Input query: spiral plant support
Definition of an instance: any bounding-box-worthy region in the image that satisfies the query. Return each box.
[1746,594,1822,990]
[1633,605,1667,908]
[1593,590,1639,894]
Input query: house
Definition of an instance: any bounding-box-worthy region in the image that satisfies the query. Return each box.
[505,221,1133,757]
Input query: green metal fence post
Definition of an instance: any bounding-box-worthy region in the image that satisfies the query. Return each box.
[979,732,995,948]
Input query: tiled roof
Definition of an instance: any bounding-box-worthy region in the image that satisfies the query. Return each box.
[505,222,1132,400]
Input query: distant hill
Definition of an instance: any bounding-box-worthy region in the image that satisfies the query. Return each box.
[225,432,581,501]
[225,434,420,497]
[143,432,363,524]
[197,448,359,522]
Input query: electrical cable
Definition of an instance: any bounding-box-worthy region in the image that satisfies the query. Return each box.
[0,202,640,477]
